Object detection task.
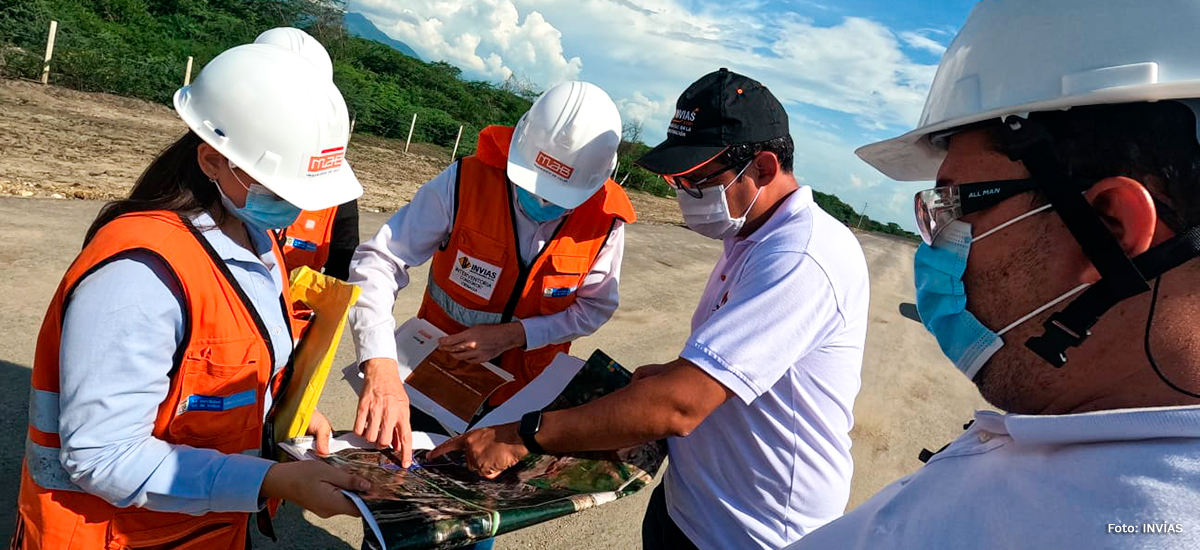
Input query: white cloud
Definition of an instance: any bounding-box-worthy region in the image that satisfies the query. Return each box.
[899,31,947,55]
[346,0,950,230]
[888,186,915,221]
[513,2,939,130]
[918,27,954,37]
[848,172,883,190]
[349,0,582,86]
[616,92,661,127]
[762,17,937,129]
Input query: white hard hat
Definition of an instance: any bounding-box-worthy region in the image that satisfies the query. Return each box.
[254,27,334,80]
[507,81,622,209]
[858,0,1200,182]
[173,44,362,211]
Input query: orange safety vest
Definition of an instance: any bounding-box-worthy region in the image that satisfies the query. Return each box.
[278,206,338,273]
[418,125,636,405]
[13,211,294,550]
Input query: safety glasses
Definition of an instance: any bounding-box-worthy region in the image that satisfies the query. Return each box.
[662,157,755,198]
[914,178,1040,244]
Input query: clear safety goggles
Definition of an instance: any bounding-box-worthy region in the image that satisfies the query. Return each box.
[914,178,1041,244]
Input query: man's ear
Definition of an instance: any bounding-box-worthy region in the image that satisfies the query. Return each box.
[1080,176,1157,282]
[196,142,225,180]
[753,151,779,186]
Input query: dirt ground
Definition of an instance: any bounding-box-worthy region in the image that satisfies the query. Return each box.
[0,78,683,224]
[0,81,991,549]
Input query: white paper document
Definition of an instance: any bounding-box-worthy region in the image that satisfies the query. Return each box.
[472,352,585,428]
[342,317,587,434]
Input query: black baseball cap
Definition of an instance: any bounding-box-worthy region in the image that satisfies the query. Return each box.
[637,68,789,175]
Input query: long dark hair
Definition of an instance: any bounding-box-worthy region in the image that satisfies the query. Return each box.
[84,131,223,245]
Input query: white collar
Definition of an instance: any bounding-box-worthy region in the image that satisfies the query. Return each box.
[973,405,1200,446]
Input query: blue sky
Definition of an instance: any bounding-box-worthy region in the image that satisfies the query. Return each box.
[348,0,980,230]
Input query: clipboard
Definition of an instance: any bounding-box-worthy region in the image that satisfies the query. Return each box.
[272,266,362,443]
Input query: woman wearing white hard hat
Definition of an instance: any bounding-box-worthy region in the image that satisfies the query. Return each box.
[346,81,635,546]
[255,27,362,281]
[11,43,366,550]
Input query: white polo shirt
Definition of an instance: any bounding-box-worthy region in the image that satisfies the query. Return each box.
[786,406,1200,550]
[668,186,870,550]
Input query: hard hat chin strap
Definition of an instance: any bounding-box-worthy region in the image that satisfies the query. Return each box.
[997,116,1200,368]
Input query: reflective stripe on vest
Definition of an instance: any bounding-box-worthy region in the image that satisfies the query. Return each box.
[25,437,81,492]
[29,387,58,436]
[26,387,80,492]
[26,387,265,493]
[426,275,505,327]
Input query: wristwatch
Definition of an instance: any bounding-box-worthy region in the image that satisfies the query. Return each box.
[518,411,546,454]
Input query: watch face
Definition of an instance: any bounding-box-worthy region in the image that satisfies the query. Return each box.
[520,411,541,436]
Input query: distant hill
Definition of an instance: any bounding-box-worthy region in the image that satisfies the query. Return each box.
[344,12,421,61]
[0,0,530,159]
[0,0,917,232]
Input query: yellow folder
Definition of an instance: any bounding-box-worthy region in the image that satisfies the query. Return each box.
[273,266,361,443]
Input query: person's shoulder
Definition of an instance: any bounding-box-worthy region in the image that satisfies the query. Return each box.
[419,162,460,193]
[806,201,866,254]
[68,251,183,315]
[754,194,865,274]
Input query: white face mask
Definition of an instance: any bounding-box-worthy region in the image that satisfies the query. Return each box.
[675,161,761,239]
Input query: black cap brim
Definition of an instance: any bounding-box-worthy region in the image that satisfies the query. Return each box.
[635,141,728,176]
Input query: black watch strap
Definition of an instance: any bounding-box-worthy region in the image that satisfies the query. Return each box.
[518,411,546,454]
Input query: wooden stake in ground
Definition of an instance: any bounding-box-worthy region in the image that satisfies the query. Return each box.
[404,113,416,153]
[184,56,194,86]
[41,20,58,85]
[450,125,463,162]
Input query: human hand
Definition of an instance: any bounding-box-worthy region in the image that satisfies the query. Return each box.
[437,322,526,363]
[354,357,413,467]
[307,409,334,456]
[260,461,370,518]
[427,423,529,480]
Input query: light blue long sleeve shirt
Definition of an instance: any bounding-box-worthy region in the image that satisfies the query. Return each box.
[56,211,293,514]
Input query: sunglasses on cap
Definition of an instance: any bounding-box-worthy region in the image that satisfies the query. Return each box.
[662,156,755,199]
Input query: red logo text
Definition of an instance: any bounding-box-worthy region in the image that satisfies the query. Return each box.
[308,147,345,174]
[535,151,574,180]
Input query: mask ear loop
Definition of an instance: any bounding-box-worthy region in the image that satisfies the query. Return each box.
[725,158,761,220]
[227,159,252,192]
[997,283,1090,336]
[975,203,1053,242]
[973,201,1089,337]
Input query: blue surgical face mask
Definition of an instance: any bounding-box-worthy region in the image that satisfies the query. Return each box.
[516,185,568,222]
[216,161,302,232]
[913,204,1088,380]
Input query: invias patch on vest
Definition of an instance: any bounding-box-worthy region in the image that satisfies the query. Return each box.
[449,251,502,301]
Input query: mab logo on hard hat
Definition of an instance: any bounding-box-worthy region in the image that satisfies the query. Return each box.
[307,146,345,175]
[535,151,574,181]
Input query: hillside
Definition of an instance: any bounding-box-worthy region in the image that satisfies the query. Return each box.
[0,78,685,225]
[0,0,529,160]
[0,0,915,239]
[344,12,421,60]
